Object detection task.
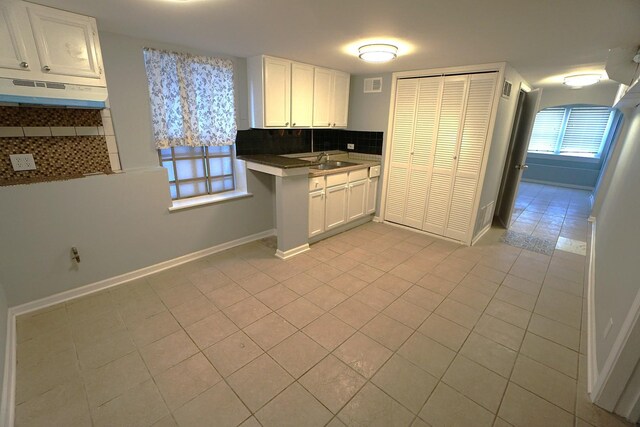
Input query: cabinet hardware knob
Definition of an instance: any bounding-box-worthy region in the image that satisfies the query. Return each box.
[292,123,296,126]
[453,155,457,160]
[43,65,51,72]
[285,122,289,126]
[333,123,336,127]
[19,61,28,68]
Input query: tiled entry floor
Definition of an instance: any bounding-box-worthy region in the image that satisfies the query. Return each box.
[505,182,592,256]
[15,222,631,426]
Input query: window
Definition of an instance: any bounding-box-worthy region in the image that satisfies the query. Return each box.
[528,106,616,158]
[143,48,238,200]
[158,146,235,200]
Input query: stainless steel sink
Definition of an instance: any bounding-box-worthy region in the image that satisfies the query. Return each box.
[313,160,358,170]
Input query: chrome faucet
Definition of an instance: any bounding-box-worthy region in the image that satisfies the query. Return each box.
[315,152,328,163]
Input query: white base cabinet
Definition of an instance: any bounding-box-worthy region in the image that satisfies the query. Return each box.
[309,167,377,238]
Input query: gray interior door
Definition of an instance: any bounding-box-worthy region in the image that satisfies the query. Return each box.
[496,88,542,228]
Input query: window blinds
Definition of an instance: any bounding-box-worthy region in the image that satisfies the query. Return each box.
[528,107,565,153]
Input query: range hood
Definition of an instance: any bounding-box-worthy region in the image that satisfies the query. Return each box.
[0,77,108,108]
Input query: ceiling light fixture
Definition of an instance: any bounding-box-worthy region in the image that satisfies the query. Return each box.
[358,44,398,63]
[563,74,602,89]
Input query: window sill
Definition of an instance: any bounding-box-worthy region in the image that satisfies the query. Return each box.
[168,190,253,212]
[527,153,601,164]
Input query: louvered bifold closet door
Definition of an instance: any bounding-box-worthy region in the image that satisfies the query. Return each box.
[444,72,497,241]
[423,75,468,235]
[402,77,443,228]
[385,78,418,224]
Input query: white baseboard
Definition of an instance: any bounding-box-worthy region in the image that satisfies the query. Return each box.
[0,228,275,427]
[521,178,594,191]
[471,223,492,246]
[275,243,310,260]
[373,216,382,223]
[587,217,598,397]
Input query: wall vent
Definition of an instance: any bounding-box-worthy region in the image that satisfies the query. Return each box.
[364,77,383,93]
[502,80,512,99]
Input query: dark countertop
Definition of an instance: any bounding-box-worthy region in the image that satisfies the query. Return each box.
[238,154,319,169]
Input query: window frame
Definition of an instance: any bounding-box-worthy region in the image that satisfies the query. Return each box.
[158,145,236,201]
[527,105,617,160]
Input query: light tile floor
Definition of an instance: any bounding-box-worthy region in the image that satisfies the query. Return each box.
[15,183,632,427]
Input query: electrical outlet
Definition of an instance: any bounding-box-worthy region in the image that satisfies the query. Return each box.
[9,154,36,171]
[347,143,355,150]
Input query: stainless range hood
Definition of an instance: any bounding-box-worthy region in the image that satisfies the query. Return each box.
[0,77,108,108]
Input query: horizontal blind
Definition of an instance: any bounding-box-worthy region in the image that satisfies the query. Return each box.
[528,107,565,153]
[560,107,613,156]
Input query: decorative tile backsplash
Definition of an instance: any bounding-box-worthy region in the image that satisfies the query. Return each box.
[0,106,121,186]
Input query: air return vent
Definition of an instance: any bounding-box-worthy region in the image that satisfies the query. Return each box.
[502,80,512,99]
[364,77,383,93]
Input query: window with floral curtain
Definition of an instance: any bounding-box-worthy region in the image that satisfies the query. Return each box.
[143,48,237,200]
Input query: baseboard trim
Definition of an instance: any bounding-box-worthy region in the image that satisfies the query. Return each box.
[0,228,276,427]
[521,178,594,191]
[275,243,310,260]
[471,223,492,246]
[587,216,598,397]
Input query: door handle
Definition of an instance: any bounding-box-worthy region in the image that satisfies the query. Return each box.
[515,164,529,170]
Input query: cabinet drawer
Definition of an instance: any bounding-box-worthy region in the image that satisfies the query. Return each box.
[326,172,348,187]
[369,165,381,178]
[348,168,368,182]
[309,176,325,192]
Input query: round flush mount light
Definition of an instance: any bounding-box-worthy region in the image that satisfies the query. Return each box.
[563,74,601,89]
[358,44,398,63]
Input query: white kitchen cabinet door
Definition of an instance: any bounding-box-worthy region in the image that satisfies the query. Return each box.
[325,184,347,230]
[291,62,313,127]
[423,75,468,235]
[309,190,325,237]
[0,2,30,72]
[331,70,350,127]
[347,179,367,221]
[26,3,103,81]
[313,67,332,127]
[366,177,378,215]
[263,56,291,127]
[444,73,497,241]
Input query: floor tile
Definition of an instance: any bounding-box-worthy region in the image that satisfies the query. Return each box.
[256,382,332,427]
[244,312,297,350]
[416,274,458,296]
[448,285,492,311]
[334,332,393,378]
[418,313,471,352]
[129,310,181,347]
[327,272,369,296]
[519,332,578,379]
[419,382,494,427]
[281,272,325,295]
[16,348,81,405]
[184,311,238,349]
[223,296,272,328]
[305,285,349,310]
[255,284,299,310]
[140,330,199,375]
[269,332,328,378]
[371,273,413,297]
[372,354,438,413]
[169,296,218,327]
[203,330,263,377]
[474,314,525,351]
[510,354,576,412]
[527,313,580,351]
[338,382,415,426]
[361,313,413,351]
[383,298,431,329]
[459,332,517,378]
[485,298,531,329]
[154,353,222,411]
[277,297,325,328]
[15,380,91,427]
[206,283,250,309]
[76,329,136,370]
[402,285,445,311]
[303,313,356,351]
[435,298,482,329]
[227,353,293,412]
[397,332,455,378]
[299,355,366,414]
[498,382,574,427]
[91,380,169,427]
[330,297,378,329]
[442,355,508,413]
[172,381,250,427]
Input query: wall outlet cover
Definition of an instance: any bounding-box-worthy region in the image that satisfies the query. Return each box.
[347,143,355,150]
[9,153,36,171]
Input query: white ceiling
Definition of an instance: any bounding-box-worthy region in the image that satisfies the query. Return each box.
[33,0,640,87]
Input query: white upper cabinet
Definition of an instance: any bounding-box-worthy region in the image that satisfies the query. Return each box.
[313,67,350,128]
[0,0,105,86]
[0,2,29,71]
[248,55,350,129]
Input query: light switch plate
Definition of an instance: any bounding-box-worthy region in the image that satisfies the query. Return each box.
[9,154,36,171]
[347,143,355,150]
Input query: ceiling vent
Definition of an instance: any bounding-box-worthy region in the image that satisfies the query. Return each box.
[502,80,512,99]
[364,77,383,93]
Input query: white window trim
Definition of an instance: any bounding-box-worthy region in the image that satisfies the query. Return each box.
[168,158,251,212]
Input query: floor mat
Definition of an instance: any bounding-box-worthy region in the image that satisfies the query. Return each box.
[500,230,556,255]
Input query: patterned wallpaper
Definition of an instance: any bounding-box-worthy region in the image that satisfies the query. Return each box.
[0,106,120,186]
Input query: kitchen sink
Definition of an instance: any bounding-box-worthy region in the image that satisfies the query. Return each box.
[313,160,358,170]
